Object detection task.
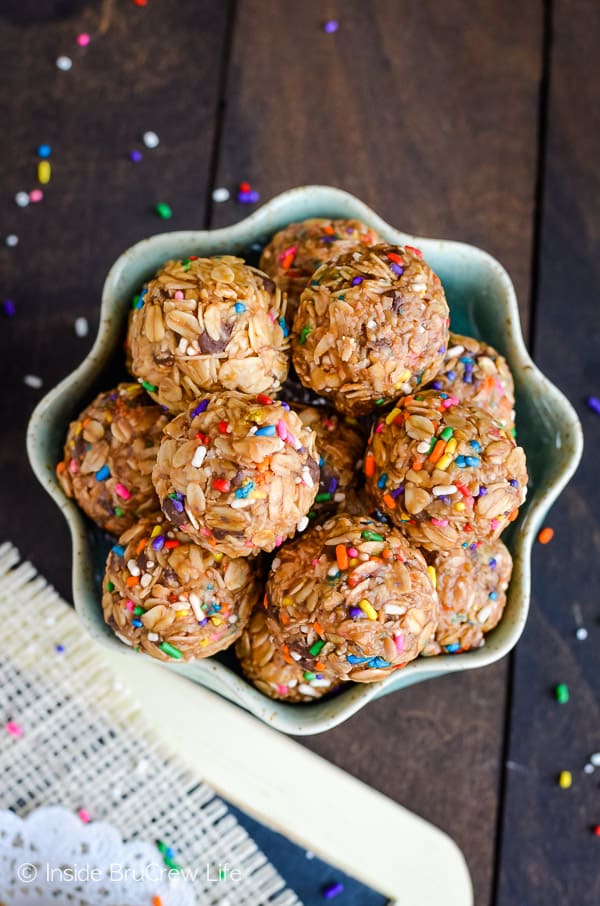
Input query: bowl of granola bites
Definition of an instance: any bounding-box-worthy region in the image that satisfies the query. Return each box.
[28,186,582,735]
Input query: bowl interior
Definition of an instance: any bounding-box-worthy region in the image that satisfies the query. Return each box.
[28,186,582,734]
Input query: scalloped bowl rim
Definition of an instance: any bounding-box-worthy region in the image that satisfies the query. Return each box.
[27,185,583,735]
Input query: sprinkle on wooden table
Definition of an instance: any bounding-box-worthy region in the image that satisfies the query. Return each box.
[212,187,230,202]
[558,770,572,789]
[155,202,172,219]
[555,683,569,704]
[537,527,554,544]
[143,130,160,148]
[74,317,89,337]
[586,395,600,415]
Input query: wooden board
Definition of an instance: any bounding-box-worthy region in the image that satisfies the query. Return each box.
[210,4,543,903]
[496,1,600,902]
[105,642,473,906]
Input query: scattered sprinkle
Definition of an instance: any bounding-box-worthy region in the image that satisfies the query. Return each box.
[587,396,600,415]
[584,763,595,774]
[37,144,52,158]
[155,202,172,219]
[78,808,91,823]
[5,234,18,247]
[237,183,260,204]
[5,721,23,737]
[555,683,569,704]
[143,131,160,149]
[323,20,339,34]
[56,55,73,71]
[23,374,43,389]
[593,826,600,837]
[537,526,554,545]
[323,881,344,898]
[77,33,91,47]
[558,770,572,789]
[29,189,43,203]
[576,627,588,641]
[3,300,16,317]
[55,644,65,653]
[590,753,600,767]
[212,187,230,203]
[38,160,51,185]
[129,149,143,162]
[74,316,89,337]
[15,191,30,207]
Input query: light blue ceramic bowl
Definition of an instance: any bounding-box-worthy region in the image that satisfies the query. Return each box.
[27,186,583,735]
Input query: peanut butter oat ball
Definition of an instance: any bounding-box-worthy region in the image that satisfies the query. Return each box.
[292,404,365,520]
[152,391,320,558]
[260,218,381,324]
[103,514,260,661]
[291,243,449,415]
[365,390,527,551]
[422,539,512,656]
[265,514,439,683]
[127,256,289,413]
[426,333,515,430]
[56,383,169,535]
[236,607,340,702]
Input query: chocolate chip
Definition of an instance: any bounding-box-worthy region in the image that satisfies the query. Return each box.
[161,497,188,526]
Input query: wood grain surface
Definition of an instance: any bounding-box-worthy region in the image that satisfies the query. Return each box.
[496,2,600,903]
[0,2,595,904]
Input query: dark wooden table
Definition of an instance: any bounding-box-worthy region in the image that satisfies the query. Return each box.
[1,2,598,903]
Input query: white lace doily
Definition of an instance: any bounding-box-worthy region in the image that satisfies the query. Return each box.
[0,805,194,905]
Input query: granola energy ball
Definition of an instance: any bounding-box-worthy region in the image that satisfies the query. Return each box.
[292,404,365,520]
[102,514,260,661]
[260,218,381,324]
[265,514,439,682]
[422,539,513,656]
[365,390,527,551]
[56,383,169,535]
[236,607,340,702]
[127,256,289,413]
[153,392,320,557]
[426,333,515,430]
[291,243,449,415]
